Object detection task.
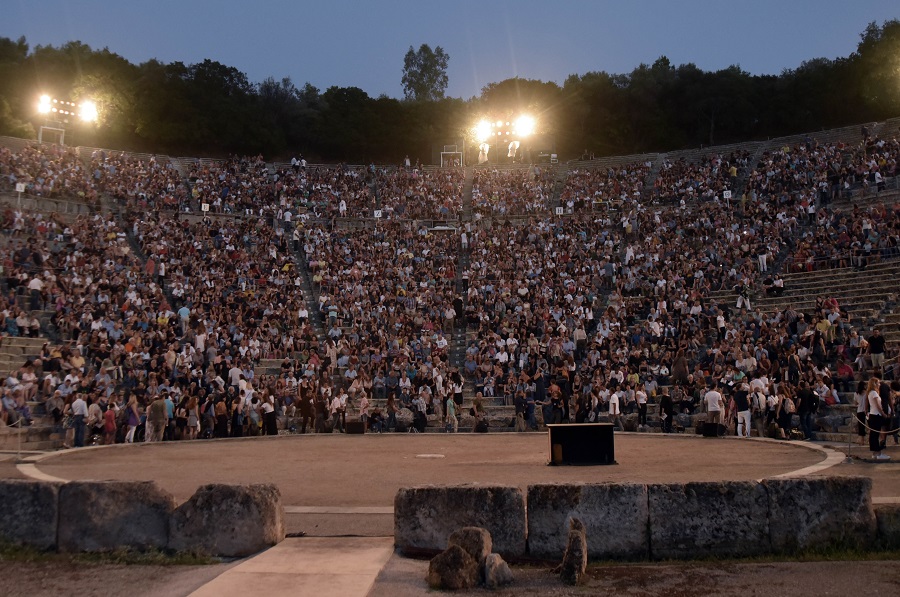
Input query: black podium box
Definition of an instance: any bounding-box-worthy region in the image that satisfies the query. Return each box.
[346,421,366,434]
[547,423,616,465]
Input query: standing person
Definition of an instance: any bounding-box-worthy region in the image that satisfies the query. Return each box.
[214,399,229,438]
[385,393,398,432]
[298,381,313,434]
[146,395,168,442]
[776,389,795,440]
[608,389,622,431]
[734,382,752,438]
[186,395,199,440]
[262,392,278,436]
[658,387,674,433]
[796,381,819,441]
[124,395,140,443]
[867,377,890,460]
[359,392,370,431]
[704,383,724,426]
[855,380,868,446]
[102,403,117,445]
[635,385,648,430]
[867,328,886,375]
[330,391,345,433]
[751,385,768,439]
[446,393,458,433]
[70,393,88,448]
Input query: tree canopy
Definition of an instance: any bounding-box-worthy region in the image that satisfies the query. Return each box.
[402,44,450,102]
[0,21,898,164]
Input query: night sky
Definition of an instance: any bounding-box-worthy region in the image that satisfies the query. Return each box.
[3,0,898,99]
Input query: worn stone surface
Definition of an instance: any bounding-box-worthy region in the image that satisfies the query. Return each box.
[448,527,492,568]
[395,485,527,557]
[559,518,587,586]
[426,544,480,590]
[58,480,174,552]
[484,553,514,589]
[648,481,769,559]
[764,476,876,553]
[527,483,648,560]
[0,480,61,550]
[169,483,284,557]
[875,505,900,549]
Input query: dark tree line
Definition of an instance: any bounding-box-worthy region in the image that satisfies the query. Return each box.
[0,20,898,163]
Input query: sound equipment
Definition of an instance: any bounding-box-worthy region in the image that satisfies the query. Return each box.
[547,423,616,465]
[346,421,366,434]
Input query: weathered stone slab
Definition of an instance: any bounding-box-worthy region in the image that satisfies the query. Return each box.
[559,518,587,586]
[764,476,876,552]
[484,553,514,589]
[527,483,648,560]
[875,504,900,549]
[0,480,61,550]
[169,484,284,557]
[58,480,174,552]
[648,481,769,559]
[427,544,479,590]
[448,527,492,570]
[395,485,526,557]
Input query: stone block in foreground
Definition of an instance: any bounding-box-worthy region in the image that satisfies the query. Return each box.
[395,484,526,557]
[764,476,875,553]
[527,483,648,560]
[169,483,284,557]
[875,504,900,549]
[58,480,174,552]
[648,481,769,559]
[0,479,61,550]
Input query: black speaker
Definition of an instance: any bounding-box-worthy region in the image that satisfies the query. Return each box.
[702,422,724,437]
[346,421,366,434]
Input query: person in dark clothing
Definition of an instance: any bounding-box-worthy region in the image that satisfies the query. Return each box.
[658,388,674,433]
[298,386,313,433]
[797,381,819,441]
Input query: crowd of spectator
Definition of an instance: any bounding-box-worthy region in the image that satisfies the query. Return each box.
[472,166,556,215]
[0,132,898,447]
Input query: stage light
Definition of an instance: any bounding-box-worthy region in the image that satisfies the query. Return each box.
[496,120,502,127]
[80,100,98,122]
[474,120,492,143]
[515,115,535,137]
[38,95,51,113]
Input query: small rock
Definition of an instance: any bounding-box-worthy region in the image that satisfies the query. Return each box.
[484,553,514,589]
[449,526,493,566]
[559,518,587,586]
[427,544,480,590]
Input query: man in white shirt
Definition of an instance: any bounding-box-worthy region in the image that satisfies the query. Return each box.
[608,391,622,431]
[704,383,724,425]
[70,393,89,447]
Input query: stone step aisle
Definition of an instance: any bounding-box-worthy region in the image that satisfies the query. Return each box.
[189,536,394,597]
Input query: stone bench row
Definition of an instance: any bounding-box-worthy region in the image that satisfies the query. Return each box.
[0,480,284,557]
[395,477,900,561]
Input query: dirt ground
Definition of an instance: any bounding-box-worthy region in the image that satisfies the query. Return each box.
[27,433,825,506]
[370,556,900,596]
[3,433,898,596]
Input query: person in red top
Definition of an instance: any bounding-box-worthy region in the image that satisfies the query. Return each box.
[103,406,117,445]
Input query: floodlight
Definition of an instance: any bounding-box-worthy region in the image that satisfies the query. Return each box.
[38,95,51,114]
[496,120,502,127]
[80,100,98,122]
[515,115,536,137]
[474,120,492,143]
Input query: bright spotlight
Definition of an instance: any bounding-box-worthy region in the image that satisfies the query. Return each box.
[79,100,98,122]
[474,120,492,143]
[495,120,502,127]
[38,95,51,114]
[515,115,535,137]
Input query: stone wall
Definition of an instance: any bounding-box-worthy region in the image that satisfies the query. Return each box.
[0,479,284,557]
[395,484,527,558]
[396,476,883,561]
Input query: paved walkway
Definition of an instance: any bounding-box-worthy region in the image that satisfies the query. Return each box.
[189,537,394,597]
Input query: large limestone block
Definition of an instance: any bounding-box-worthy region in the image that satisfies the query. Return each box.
[395,484,526,557]
[0,480,61,550]
[764,476,876,552]
[58,480,175,552]
[169,484,284,557]
[875,504,900,549]
[648,481,769,559]
[527,483,648,560]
